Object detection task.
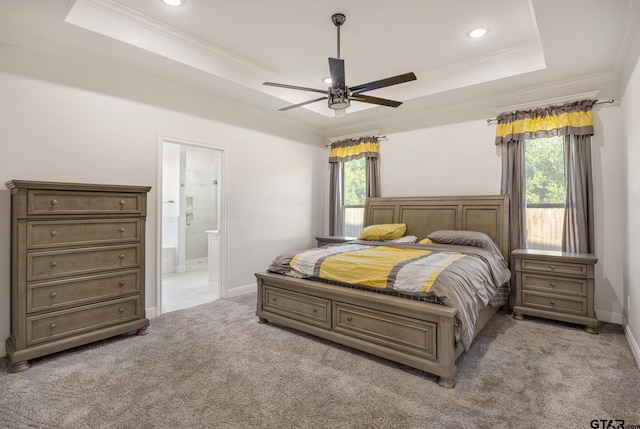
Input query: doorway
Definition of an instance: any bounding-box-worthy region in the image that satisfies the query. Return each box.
[159,139,224,314]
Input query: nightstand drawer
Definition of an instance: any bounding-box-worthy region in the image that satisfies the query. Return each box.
[522,291,587,316]
[521,274,587,296]
[263,286,331,329]
[520,259,588,277]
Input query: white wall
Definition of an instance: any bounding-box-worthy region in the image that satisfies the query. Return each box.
[0,48,324,357]
[360,110,625,325]
[622,50,640,366]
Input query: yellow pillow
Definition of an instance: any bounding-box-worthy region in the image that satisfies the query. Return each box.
[358,223,407,241]
[418,237,437,245]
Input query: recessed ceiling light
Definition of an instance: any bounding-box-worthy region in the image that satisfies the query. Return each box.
[162,0,183,6]
[468,27,489,38]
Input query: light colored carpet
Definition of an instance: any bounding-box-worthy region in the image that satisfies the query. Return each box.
[1,293,639,429]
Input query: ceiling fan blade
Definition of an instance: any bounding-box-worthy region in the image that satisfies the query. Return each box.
[328,58,346,89]
[263,82,328,95]
[350,72,417,94]
[351,93,403,108]
[278,96,329,111]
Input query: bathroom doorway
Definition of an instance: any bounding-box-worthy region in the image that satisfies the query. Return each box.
[159,139,224,314]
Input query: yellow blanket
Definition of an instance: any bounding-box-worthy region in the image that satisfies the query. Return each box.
[290,245,464,293]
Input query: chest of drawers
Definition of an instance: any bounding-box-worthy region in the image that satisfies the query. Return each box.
[5,180,151,372]
[512,248,598,334]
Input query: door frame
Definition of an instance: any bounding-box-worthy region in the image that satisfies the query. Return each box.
[156,135,227,316]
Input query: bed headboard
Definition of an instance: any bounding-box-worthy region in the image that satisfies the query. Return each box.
[363,195,510,260]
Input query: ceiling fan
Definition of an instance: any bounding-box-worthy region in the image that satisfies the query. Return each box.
[263,13,417,116]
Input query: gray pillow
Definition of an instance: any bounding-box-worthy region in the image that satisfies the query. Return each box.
[427,230,503,256]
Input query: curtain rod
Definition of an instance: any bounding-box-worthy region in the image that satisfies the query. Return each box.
[325,135,387,147]
[486,99,614,124]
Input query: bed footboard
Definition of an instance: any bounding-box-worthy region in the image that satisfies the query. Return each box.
[255,272,460,388]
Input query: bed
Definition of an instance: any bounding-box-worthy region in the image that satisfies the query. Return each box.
[255,195,510,388]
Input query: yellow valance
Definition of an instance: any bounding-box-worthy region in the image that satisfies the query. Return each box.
[495,99,596,144]
[328,137,379,163]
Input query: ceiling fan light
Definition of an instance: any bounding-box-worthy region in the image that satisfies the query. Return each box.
[323,76,332,84]
[162,0,183,6]
[334,109,347,118]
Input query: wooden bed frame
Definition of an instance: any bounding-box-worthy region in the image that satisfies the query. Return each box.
[255,195,509,388]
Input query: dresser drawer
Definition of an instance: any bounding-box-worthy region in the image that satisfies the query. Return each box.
[27,296,141,345]
[27,245,140,281]
[333,302,436,360]
[520,258,588,277]
[27,219,141,249]
[263,286,331,329]
[28,190,143,215]
[521,274,587,296]
[27,270,141,313]
[522,291,587,316]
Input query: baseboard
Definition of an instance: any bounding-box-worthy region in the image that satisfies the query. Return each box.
[595,308,623,325]
[1,342,5,359]
[624,321,640,371]
[146,307,158,319]
[226,283,255,298]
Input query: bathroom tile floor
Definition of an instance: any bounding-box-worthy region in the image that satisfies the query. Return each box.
[162,269,220,313]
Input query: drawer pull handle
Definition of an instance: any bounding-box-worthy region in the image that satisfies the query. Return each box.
[272,297,277,302]
[119,227,126,233]
[51,199,58,205]
[312,308,318,313]
[119,254,125,260]
[550,282,556,287]
[50,292,57,298]
[50,323,56,329]
[50,230,58,237]
[50,262,57,267]
[120,200,126,206]
[119,307,125,313]
[119,281,125,287]
[550,300,555,305]
[347,316,353,322]
[549,265,555,270]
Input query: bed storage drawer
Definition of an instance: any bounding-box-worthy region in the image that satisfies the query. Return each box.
[333,302,437,360]
[263,286,331,329]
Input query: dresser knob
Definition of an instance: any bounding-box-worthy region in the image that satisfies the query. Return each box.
[120,200,126,206]
[272,297,277,302]
[119,281,125,287]
[313,308,318,313]
[549,265,555,270]
[347,316,353,322]
[119,307,125,313]
[50,292,57,298]
[550,300,555,305]
[51,199,58,205]
[119,227,126,233]
[50,323,57,329]
[119,254,125,259]
[50,230,58,237]
[550,282,556,287]
[50,262,57,267]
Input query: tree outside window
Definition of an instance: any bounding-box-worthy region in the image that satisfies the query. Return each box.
[342,158,366,236]
[525,136,565,250]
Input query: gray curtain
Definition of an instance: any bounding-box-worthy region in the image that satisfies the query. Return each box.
[500,140,527,256]
[563,134,594,253]
[329,162,343,236]
[328,136,380,236]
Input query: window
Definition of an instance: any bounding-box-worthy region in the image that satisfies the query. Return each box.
[342,157,366,236]
[524,136,565,250]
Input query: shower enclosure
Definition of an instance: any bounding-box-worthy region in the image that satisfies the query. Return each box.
[162,143,221,274]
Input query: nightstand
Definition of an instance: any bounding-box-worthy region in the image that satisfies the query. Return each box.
[315,236,356,247]
[512,249,598,334]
